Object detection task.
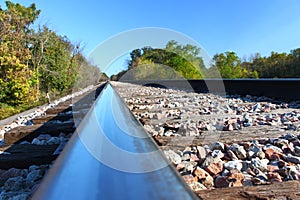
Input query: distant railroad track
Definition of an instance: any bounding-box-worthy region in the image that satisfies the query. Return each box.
[123,79,300,101]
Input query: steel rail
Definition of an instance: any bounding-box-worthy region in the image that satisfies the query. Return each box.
[33,83,198,200]
[123,79,300,101]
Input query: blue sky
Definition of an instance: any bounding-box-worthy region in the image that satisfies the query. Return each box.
[1,0,300,75]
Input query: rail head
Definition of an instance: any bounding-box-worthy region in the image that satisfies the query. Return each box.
[33,83,198,200]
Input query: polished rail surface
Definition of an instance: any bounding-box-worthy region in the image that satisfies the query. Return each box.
[33,83,197,200]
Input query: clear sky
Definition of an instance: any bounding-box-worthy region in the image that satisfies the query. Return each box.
[1,0,300,75]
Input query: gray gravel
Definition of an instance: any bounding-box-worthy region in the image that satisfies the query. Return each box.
[113,82,300,191]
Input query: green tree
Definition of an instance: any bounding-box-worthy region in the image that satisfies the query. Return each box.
[39,32,72,94]
[125,41,205,80]
[0,1,40,105]
[212,51,258,78]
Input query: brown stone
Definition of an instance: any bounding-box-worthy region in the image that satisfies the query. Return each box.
[188,182,207,191]
[246,168,256,176]
[240,142,251,151]
[267,164,279,172]
[190,153,199,162]
[192,167,214,189]
[205,160,224,176]
[228,172,244,187]
[182,174,198,184]
[270,153,283,161]
[215,176,229,188]
[193,167,210,179]
[196,180,300,199]
[201,174,214,189]
[267,172,282,182]
[264,148,275,160]
[176,163,185,171]
[197,146,207,161]
[227,150,238,160]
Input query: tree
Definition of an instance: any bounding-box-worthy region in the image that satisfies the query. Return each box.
[29,25,52,101]
[125,41,205,80]
[38,32,73,94]
[0,1,40,104]
[212,52,258,78]
[165,40,206,74]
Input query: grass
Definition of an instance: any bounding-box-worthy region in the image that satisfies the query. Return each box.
[0,103,20,120]
[0,88,86,120]
[0,100,46,120]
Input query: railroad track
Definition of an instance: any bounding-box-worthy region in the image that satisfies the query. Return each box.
[0,83,105,199]
[0,80,300,199]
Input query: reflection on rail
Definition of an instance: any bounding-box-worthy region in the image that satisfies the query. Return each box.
[33,83,197,200]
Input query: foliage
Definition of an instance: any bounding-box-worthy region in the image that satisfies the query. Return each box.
[114,41,262,80]
[242,49,300,78]
[0,1,40,105]
[0,101,42,120]
[0,1,100,118]
[123,41,205,80]
[112,40,300,80]
[212,52,259,78]
[29,26,100,96]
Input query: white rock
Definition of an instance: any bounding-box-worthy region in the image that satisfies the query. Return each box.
[251,158,269,172]
[164,150,182,165]
[263,144,283,153]
[228,143,247,160]
[0,129,5,137]
[211,150,224,159]
[212,142,225,151]
[224,160,243,171]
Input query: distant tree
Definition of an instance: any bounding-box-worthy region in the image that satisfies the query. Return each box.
[165,40,206,74]
[125,41,205,80]
[128,49,142,68]
[115,42,300,80]
[243,50,300,78]
[289,48,300,76]
[98,73,109,82]
[212,52,258,78]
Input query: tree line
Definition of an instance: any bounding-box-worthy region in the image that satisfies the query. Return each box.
[0,1,100,112]
[111,40,300,80]
[0,1,101,118]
